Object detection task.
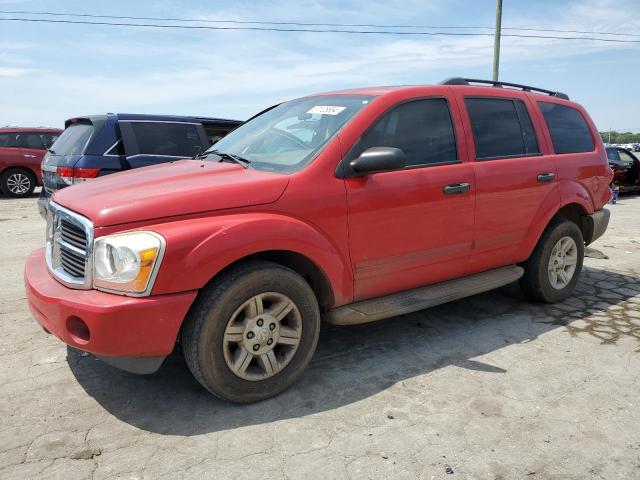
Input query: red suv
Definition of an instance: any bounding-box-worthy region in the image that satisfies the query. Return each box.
[24,79,611,403]
[0,128,62,197]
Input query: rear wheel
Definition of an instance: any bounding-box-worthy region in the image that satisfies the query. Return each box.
[1,168,36,198]
[519,218,584,303]
[182,261,320,403]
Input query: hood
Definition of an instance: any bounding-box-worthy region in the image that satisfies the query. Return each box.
[53,160,289,227]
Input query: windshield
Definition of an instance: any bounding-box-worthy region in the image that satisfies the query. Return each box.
[203,95,374,173]
[50,123,93,156]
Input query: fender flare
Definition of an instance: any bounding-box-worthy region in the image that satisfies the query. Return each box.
[517,180,593,261]
[150,213,353,305]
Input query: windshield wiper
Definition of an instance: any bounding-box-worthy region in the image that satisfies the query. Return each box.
[47,148,56,154]
[208,150,251,168]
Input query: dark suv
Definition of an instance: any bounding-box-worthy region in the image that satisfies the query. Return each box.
[39,113,241,217]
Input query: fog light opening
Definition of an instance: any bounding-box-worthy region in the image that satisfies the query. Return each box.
[66,316,90,344]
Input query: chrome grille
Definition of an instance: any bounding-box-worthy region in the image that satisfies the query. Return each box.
[46,201,94,289]
[59,247,85,278]
[60,219,88,250]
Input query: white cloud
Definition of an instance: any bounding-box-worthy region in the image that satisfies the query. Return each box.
[0,0,638,127]
[0,66,33,77]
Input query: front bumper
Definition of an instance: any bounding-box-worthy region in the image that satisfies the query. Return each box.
[24,248,197,373]
[582,208,610,245]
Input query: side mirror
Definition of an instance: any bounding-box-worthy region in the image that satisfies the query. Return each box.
[349,147,406,175]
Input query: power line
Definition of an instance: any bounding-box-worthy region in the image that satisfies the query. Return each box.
[1,17,640,43]
[1,9,640,38]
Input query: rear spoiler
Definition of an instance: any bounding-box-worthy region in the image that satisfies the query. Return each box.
[64,116,105,129]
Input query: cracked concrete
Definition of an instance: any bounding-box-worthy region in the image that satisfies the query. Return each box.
[1,192,639,479]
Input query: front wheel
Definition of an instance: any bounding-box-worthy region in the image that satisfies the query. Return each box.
[182,261,320,403]
[519,218,584,303]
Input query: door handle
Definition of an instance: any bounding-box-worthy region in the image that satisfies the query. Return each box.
[443,182,471,195]
[537,172,556,183]
[24,154,37,158]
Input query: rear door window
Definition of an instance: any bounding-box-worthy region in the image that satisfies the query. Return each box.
[51,124,94,155]
[465,98,540,160]
[23,133,46,150]
[361,98,458,167]
[538,102,595,154]
[123,122,204,157]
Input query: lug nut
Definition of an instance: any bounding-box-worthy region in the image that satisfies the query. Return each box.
[247,331,255,339]
[253,344,260,351]
[267,339,273,345]
[269,323,276,330]
[257,319,263,326]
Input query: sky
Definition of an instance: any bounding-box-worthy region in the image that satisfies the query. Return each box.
[1,0,639,131]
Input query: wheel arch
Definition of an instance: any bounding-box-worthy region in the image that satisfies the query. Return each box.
[149,213,353,307]
[1,165,38,179]
[518,200,590,262]
[209,250,335,310]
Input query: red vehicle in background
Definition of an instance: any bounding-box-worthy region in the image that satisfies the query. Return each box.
[24,79,611,403]
[0,127,62,197]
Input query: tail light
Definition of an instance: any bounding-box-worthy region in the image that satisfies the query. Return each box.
[57,167,101,185]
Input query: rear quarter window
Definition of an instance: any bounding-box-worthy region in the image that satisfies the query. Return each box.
[538,102,595,154]
[126,122,203,157]
[465,97,540,160]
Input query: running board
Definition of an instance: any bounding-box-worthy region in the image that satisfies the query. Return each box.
[324,265,524,325]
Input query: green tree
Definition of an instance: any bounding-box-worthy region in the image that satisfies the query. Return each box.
[600,131,640,144]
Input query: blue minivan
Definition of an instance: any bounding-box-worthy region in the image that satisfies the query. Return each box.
[39,113,241,217]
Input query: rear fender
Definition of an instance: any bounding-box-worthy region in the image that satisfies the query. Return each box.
[517,179,593,262]
[556,178,596,215]
[149,213,352,305]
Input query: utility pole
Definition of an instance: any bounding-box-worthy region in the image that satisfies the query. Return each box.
[493,0,503,82]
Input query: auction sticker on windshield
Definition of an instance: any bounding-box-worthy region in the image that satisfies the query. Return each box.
[307,106,346,115]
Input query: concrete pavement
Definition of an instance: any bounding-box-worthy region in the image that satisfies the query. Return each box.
[1,192,639,479]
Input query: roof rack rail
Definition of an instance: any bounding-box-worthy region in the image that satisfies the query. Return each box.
[439,77,569,100]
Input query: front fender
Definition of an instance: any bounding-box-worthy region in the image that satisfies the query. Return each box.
[149,213,353,305]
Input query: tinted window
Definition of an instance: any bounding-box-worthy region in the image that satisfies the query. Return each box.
[539,102,595,154]
[606,148,620,161]
[465,98,540,159]
[51,124,94,156]
[24,133,46,150]
[41,133,59,149]
[0,133,18,148]
[362,98,457,166]
[128,122,202,157]
[106,140,125,156]
[203,127,233,146]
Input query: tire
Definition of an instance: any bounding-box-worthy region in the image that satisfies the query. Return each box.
[519,218,584,303]
[182,260,321,403]
[1,168,36,198]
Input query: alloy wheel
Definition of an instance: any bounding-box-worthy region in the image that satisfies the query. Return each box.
[222,292,302,381]
[547,236,578,289]
[7,173,31,195]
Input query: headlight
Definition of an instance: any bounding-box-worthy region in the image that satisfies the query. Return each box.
[93,231,165,296]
